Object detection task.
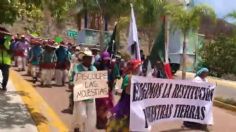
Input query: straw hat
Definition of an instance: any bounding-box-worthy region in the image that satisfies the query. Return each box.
[78,48,93,59]
[46,40,57,48]
[31,38,41,45]
[60,41,67,47]
[90,47,100,51]
[75,46,81,51]
[21,35,25,38]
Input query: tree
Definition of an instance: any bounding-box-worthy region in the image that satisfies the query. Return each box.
[0,0,43,24]
[76,0,132,49]
[199,35,236,77]
[45,0,77,24]
[135,0,168,53]
[167,4,216,79]
[226,11,236,22]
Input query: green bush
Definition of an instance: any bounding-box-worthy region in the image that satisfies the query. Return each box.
[199,35,236,77]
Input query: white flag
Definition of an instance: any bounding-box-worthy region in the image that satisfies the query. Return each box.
[128,4,141,61]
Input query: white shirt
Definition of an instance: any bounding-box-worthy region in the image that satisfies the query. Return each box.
[193,76,208,83]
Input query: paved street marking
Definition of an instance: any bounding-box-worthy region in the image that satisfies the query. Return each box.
[10,70,68,132]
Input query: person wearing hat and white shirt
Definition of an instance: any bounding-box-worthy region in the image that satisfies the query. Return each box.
[69,48,97,132]
[68,45,80,81]
[39,42,57,87]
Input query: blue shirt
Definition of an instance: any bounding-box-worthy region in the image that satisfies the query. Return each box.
[29,45,43,65]
[56,46,71,62]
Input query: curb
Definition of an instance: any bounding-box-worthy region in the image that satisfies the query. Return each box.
[176,71,236,89]
[10,70,68,132]
[213,100,236,112]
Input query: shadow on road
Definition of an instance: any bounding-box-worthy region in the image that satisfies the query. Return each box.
[0,91,47,129]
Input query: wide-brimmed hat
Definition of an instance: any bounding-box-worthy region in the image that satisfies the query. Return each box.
[60,41,68,47]
[128,59,142,71]
[75,46,81,51]
[46,41,57,48]
[31,38,41,45]
[78,48,93,59]
[90,47,100,51]
[21,35,25,38]
[115,55,121,59]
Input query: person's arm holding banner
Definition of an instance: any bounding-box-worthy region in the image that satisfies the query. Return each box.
[107,59,142,132]
[71,48,110,132]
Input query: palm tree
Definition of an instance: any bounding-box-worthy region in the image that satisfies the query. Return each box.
[167,4,216,79]
[226,11,236,23]
[76,0,132,49]
[135,0,169,53]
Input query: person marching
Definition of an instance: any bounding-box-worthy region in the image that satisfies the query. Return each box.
[10,35,19,67]
[183,68,210,131]
[0,27,12,91]
[28,38,43,83]
[148,60,167,78]
[66,45,81,113]
[68,45,80,82]
[15,35,29,71]
[107,59,142,132]
[69,45,80,69]
[39,41,57,87]
[69,48,97,132]
[95,51,121,129]
[91,47,100,65]
[55,42,71,86]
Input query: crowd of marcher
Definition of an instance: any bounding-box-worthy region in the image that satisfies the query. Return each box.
[0,29,210,132]
[7,34,169,132]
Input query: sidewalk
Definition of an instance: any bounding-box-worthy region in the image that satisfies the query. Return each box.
[175,71,236,100]
[0,74,37,132]
[175,71,236,87]
[9,70,68,132]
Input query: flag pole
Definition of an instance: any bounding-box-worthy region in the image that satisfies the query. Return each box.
[165,16,170,63]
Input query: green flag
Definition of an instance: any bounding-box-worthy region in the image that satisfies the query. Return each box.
[149,22,165,65]
[55,36,63,43]
[31,33,39,38]
[107,25,117,57]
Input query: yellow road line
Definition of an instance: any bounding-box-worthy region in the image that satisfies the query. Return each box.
[10,70,68,132]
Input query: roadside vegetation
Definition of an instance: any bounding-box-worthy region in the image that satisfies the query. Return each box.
[215,97,236,107]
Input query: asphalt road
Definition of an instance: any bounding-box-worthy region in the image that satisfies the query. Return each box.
[13,68,236,132]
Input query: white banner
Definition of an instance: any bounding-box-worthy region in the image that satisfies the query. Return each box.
[130,76,216,131]
[73,71,108,101]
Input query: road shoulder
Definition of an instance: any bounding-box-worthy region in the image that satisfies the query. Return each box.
[10,70,68,132]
